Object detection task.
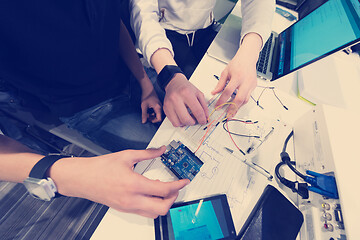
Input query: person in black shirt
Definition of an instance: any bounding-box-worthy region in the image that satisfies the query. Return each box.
[1,0,162,151]
[0,1,189,218]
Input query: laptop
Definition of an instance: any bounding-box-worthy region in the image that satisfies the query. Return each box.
[207,0,360,81]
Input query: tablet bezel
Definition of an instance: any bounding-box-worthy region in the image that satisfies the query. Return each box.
[155,194,236,240]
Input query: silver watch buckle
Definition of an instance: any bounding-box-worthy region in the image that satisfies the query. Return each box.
[23,177,57,201]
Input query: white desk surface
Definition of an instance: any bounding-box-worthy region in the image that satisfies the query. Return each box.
[91,5,360,240]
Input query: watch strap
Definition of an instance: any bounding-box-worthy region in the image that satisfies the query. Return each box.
[157,65,184,91]
[29,154,67,179]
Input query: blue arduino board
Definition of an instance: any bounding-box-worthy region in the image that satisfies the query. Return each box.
[161,140,203,181]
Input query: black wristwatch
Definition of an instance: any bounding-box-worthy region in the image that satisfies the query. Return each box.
[157,65,184,91]
[23,154,68,201]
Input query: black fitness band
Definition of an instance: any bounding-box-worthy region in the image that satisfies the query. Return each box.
[29,154,69,197]
[157,65,184,91]
[29,155,68,178]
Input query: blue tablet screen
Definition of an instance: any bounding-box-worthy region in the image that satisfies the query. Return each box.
[167,199,229,240]
[290,0,360,70]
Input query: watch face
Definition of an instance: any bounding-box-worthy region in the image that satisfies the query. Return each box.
[23,178,53,201]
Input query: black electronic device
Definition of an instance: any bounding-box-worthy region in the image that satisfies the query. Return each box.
[236,185,304,240]
[155,194,236,240]
[161,140,203,181]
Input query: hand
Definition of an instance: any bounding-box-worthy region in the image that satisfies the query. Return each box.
[211,52,257,118]
[212,33,262,118]
[49,146,190,219]
[141,88,162,123]
[164,73,209,127]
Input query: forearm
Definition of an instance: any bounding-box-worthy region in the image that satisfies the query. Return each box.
[240,0,275,49]
[118,20,150,89]
[0,135,189,218]
[0,134,78,196]
[0,134,95,199]
[0,134,79,197]
[0,134,43,183]
[236,32,263,63]
[150,48,177,74]
[130,0,174,67]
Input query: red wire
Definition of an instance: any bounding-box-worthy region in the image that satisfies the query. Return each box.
[194,119,216,153]
[194,110,227,153]
[226,119,243,153]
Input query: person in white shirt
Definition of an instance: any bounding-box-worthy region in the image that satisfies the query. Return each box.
[130,0,275,127]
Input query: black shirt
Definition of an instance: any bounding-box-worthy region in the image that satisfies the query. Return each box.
[0,0,128,117]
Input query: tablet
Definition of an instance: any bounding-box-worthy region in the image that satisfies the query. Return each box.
[236,185,304,240]
[155,194,236,240]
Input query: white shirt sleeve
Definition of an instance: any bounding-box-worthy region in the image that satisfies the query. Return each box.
[129,0,174,68]
[240,0,276,48]
[130,0,276,67]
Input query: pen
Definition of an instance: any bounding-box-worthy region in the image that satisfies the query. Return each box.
[192,199,203,224]
[224,147,273,181]
[246,127,274,154]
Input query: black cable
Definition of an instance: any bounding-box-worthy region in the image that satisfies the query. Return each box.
[282,130,293,152]
[223,119,258,124]
[256,87,267,106]
[251,86,288,110]
[275,160,309,199]
[272,89,288,110]
[222,121,260,138]
[250,95,263,109]
[281,131,307,180]
[275,131,310,199]
[275,160,296,185]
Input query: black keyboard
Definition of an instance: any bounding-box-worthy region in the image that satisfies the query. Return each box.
[256,33,274,74]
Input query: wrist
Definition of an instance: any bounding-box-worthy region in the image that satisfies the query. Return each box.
[23,154,71,200]
[164,72,185,92]
[48,156,79,197]
[242,32,263,50]
[239,33,263,63]
[19,153,44,182]
[150,48,176,73]
[140,80,156,98]
[137,68,153,88]
[157,65,184,91]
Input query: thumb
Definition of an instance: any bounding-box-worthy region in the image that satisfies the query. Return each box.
[163,179,190,198]
[171,179,190,192]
